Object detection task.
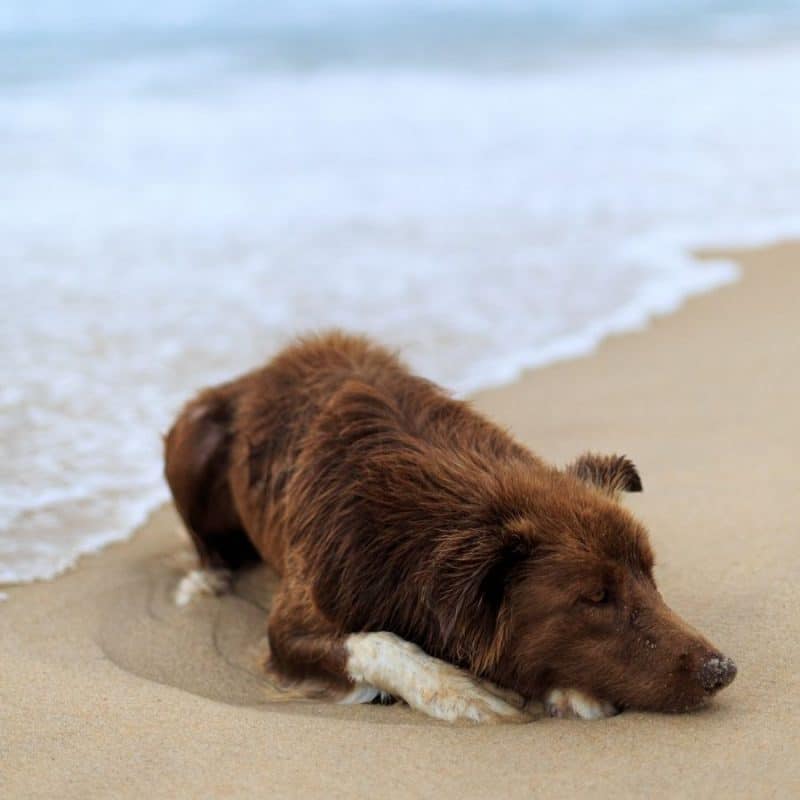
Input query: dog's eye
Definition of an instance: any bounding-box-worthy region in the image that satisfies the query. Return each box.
[583,588,609,604]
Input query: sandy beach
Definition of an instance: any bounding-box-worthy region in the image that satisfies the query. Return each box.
[3,242,799,799]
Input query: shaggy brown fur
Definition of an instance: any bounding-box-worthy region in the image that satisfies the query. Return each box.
[164,331,736,715]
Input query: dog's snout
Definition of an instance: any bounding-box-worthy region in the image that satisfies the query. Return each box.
[699,654,737,692]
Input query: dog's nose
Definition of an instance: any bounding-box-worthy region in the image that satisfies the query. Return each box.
[699,654,737,692]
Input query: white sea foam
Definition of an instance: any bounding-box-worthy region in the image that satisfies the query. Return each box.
[2,37,800,583]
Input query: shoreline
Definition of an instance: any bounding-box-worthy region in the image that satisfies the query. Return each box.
[0,240,742,589]
[3,241,800,798]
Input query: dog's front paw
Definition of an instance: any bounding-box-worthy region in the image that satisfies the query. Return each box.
[345,632,533,724]
[428,676,532,724]
[544,688,617,720]
[174,568,231,607]
[413,666,532,724]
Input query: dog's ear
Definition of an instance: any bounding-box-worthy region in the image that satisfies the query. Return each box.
[477,529,533,611]
[435,528,533,618]
[566,452,642,495]
[430,526,533,672]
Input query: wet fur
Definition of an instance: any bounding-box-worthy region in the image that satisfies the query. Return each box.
[164,331,735,717]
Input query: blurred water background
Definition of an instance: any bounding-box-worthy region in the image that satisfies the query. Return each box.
[2,1,800,582]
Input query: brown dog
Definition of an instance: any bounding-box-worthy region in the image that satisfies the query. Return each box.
[164,331,736,722]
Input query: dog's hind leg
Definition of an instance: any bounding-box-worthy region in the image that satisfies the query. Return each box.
[266,590,531,723]
[164,389,259,606]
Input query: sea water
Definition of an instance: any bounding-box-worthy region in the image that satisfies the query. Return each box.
[2,1,800,582]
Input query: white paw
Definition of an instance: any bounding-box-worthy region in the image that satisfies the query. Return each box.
[174,568,231,607]
[339,684,384,705]
[425,673,531,724]
[544,688,617,720]
[345,632,531,724]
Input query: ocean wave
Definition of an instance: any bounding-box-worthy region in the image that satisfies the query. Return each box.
[3,1,800,81]
[2,42,800,583]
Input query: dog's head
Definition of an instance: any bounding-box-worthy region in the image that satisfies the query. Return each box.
[451,453,736,713]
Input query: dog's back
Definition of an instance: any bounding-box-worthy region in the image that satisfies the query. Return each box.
[167,331,538,578]
[232,331,422,572]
